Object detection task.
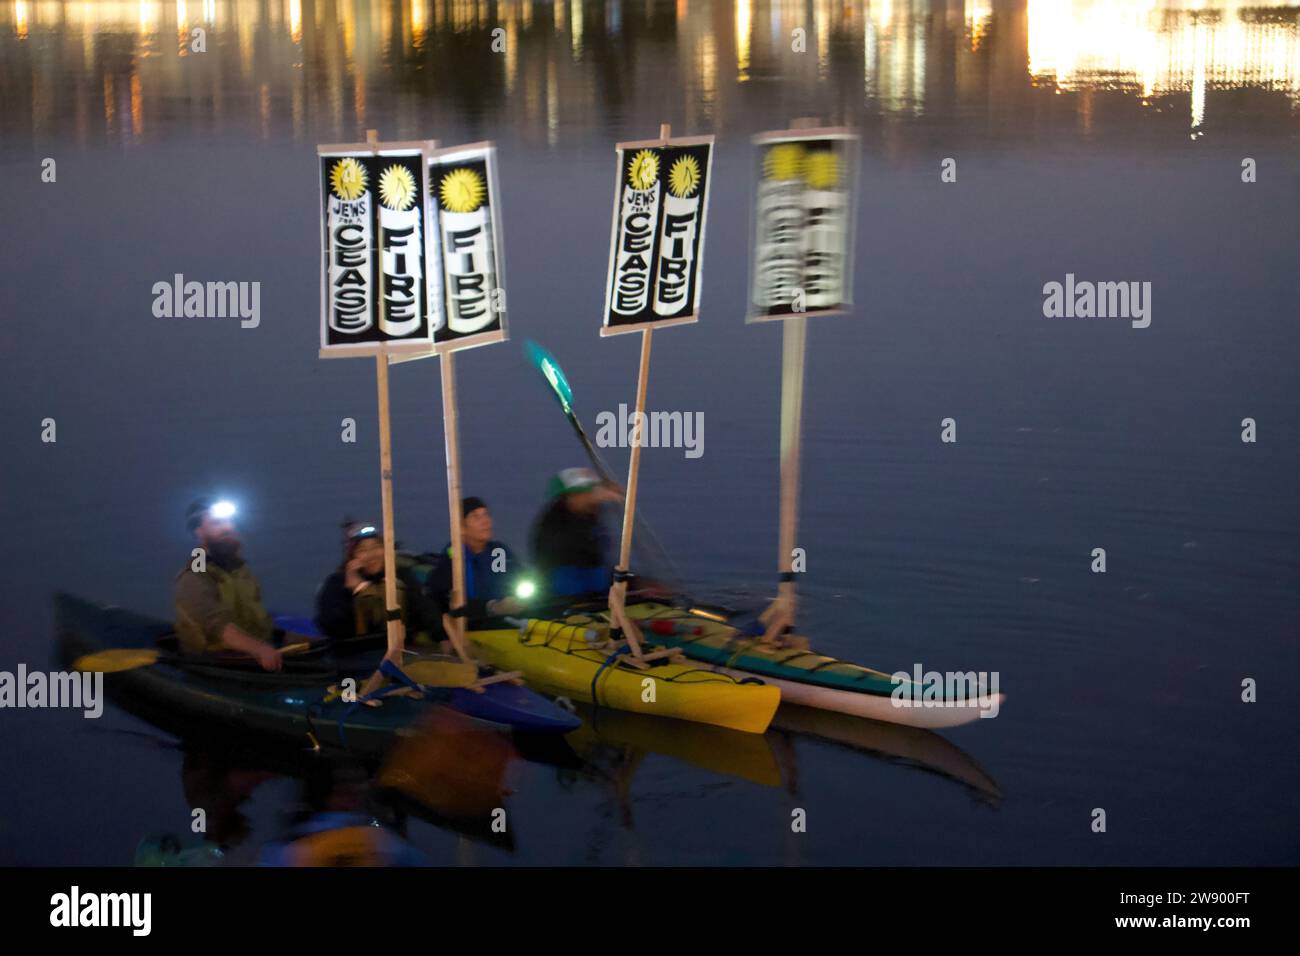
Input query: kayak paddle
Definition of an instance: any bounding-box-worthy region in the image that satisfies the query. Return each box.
[524,340,683,589]
[525,339,616,483]
[401,658,478,688]
[73,641,313,674]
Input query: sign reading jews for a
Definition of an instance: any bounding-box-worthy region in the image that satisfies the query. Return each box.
[428,143,508,350]
[319,142,434,354]
[748,130,858,322]
[603,137,714,335]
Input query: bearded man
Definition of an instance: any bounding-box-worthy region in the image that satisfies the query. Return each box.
[174,497,282,671]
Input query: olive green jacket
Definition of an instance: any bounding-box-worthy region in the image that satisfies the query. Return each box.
[174,556,275,654]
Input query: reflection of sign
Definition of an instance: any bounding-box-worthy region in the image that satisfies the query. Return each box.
[748,131,858,322]
[428,144,507,350]
[604,137,713,334]
[319,143,434,352]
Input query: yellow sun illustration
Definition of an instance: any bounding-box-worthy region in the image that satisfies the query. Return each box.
[763,143,804,181]
[667,155,701,198]
[804,150,840,190]
[330,157,368,200]
[378,164,417,211]
[627,149,659,191]
[439,167,486,213]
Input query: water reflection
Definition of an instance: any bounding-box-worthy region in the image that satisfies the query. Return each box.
[1028,0,1300,134]
[2,0,1295,150]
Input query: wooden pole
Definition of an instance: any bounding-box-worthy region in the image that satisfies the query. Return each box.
[607,121,674,656]
[439,347,472,663]
[759,316,807,642]
[616,327,653,576]
[375,351,406,664]
[360,127,406,696]
[607,324,651,656]
[759,117,819,644]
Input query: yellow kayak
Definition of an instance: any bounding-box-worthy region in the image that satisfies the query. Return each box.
[469,619,780,734]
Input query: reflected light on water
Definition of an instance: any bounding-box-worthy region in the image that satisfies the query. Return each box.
[696,27,718,122]
[1029,0,1300,132]
[412,0,427,51]
[815,0,830,76]
[965,0,993,50]
[736,0,752,81]
[570,0,583,59]
[1,0,1296,148]
[175,0,188,56]
[505,8,517,92]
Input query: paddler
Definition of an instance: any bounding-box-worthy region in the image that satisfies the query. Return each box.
[530,468,624,598]
[174,498,282,672]
[315,523,441,644]
[425,496,532,624]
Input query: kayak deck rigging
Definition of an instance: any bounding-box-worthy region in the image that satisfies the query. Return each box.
[468,617,781,734]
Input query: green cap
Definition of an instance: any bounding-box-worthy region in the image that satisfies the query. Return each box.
[547,467,601,498]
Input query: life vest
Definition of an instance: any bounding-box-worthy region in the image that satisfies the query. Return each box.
[175,560,275,653]
[350,574,411,636]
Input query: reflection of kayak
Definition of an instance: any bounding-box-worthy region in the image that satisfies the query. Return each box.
[135,834,226,867]
[564,704,782,788]
[469,619,781,734]
[623,603,1005,729]
[54,593,536,755]
[377,706,516,825]
[259,812,427,866]
[772,705,1002,803]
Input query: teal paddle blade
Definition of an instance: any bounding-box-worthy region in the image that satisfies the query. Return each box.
[525,340,574,415]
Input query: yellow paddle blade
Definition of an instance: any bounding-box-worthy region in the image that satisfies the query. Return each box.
[402,660,478,688]
[72,649,162,673]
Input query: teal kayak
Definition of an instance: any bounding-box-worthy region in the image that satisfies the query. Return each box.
[619,601,1006,729]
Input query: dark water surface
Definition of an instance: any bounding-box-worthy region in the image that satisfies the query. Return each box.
[1,0,1298,865]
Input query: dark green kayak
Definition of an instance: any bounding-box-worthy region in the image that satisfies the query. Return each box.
[53,592,502,757]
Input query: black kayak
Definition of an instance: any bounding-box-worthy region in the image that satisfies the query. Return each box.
[54,593,579,756]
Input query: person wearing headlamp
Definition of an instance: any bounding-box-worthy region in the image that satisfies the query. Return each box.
[314,523,440,643]
[174,497,282,671]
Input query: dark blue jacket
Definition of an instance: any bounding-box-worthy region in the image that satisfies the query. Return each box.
[426,540,520,616]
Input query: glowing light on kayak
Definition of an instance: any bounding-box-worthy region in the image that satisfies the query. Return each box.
[515,580,537,600]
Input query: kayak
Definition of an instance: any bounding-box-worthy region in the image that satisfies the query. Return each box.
[469,618,780,734]
[620,602,1005,730]
[269,612,581,734]
[54,593,578,753]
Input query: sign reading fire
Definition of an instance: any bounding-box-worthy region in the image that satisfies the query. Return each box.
[603,137,714,335]
[427,143,507,351]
